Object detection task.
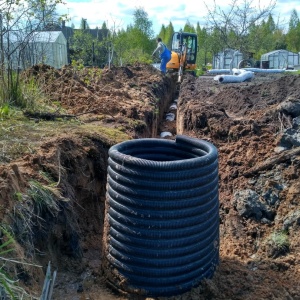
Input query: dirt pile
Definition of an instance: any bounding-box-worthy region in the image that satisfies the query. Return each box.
[0,65,300,300]
[177,73,300,299]
[23,63,176,138]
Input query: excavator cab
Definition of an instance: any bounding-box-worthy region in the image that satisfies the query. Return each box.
[166,31,197,81]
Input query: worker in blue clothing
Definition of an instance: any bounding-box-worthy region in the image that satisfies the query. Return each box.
[152,37,172,74]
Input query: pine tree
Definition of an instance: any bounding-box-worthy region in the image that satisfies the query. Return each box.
[286,10,300,52]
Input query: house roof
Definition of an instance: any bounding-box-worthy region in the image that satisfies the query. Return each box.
[215,49,243,56]
[60,27,109,42]
[4,31,65,44]
[261,49,299,62]
[29,31,64,43]
[262,49,298,56]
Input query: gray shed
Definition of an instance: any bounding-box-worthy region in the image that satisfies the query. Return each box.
[6,31,68,70]
[212,49,243,69]
[261,49,299,69]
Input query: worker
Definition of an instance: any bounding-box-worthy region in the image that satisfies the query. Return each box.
[152,37,171,74]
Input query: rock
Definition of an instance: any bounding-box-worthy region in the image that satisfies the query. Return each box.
[282,210,300,231]
[279,128,300,148]
[77,283,83,293]
[262,189,280,206]
[292,116,300,129]
[233,189,275,221]
[276,97,300,118]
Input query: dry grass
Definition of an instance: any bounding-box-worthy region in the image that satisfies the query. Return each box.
[0,109,131,164]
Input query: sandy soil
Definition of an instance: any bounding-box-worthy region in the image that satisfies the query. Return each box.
[0,64,300,300]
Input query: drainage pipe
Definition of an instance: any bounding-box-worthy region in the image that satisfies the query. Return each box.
[103,135,219,297]
[207,69,231,75]
[214,71,254,83]
[241,68,286,73]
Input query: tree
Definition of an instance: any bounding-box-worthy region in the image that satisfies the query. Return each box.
[288,9,299,30]
[80,18,89,30]
[158,25,166,40]
[204,0,276,57]
[247,14,287,60]
[0,0,64,107]
[130,7,155,53]
[164,22,174,49]
[196,23,212,69]
[133,7,154,40]
[111,8,155,65]
[183,21,196,33]
[286,9,300,52]
[70,30,94,65]
[101,22,108,31]
[27,0,66,30]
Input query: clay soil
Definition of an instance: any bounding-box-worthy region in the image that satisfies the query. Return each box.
[0,64,300,300]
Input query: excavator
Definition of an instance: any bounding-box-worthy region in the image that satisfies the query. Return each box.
[166,31,198,82]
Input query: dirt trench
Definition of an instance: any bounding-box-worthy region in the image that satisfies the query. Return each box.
[48,72,180,299]
[1,65,300,300]
[0,64,179,300]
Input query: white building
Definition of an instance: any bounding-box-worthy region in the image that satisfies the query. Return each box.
[212,49,243,69]
[261,50,299,69]
[5,31,68,70]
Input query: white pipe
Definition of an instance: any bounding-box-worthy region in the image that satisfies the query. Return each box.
[241,68,285,73]
[160,132,172,138]
[209,67,287,75]
[214,71,254,83]
[169,103,177,110]
[166,113,175,121]
[232,68,247,75]
[207,69,231,74]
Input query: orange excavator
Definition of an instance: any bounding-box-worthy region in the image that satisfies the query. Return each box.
[166,31,198,82]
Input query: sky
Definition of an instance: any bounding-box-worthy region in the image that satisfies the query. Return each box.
[56,0,300,35]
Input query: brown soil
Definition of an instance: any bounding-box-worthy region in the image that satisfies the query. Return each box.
[1,64,300,300]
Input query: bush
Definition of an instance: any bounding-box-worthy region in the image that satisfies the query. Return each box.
[0,71,47,110]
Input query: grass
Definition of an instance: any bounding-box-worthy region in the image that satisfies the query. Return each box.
[0,226,38,300]
[0,109,132,164]
[265,230,290,258]
[0,69,133,162]
[28,178,69,217]
[0,110,78,163]
[77,123,131,144]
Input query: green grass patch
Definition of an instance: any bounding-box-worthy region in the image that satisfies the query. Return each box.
[265,230,290,258]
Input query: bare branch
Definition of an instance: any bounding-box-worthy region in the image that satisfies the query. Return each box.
[204,0,277,52]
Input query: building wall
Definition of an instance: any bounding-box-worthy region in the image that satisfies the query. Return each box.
[213,50,243,69]
[5,32,68,70]
[261,50,299,69]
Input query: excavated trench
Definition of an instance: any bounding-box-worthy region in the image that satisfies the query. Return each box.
[49,74,219,299]
[4,66,300,299]
[46,71,300,300]
[42,74,181,299]
[0,67,180,300]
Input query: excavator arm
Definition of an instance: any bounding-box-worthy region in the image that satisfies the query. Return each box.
[178,42,188,82]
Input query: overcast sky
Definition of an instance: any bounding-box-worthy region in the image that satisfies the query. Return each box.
[57,0,300,34]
